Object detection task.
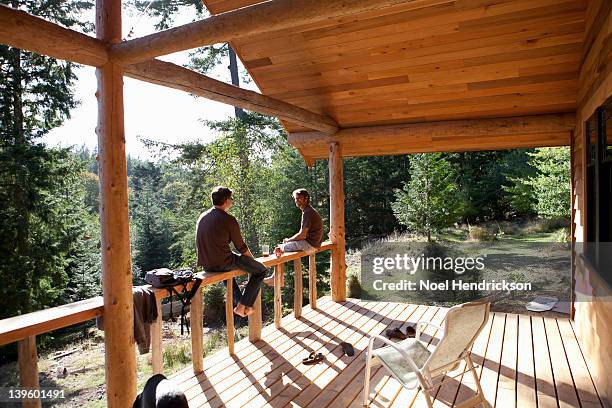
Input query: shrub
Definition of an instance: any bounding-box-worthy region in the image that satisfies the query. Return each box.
[468,226,496,241]
[347,273,362,298]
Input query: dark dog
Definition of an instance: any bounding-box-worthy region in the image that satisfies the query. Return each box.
[133,374,189,408]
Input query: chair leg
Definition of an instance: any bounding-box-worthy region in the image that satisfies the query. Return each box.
[422,388,435,408]
[466,355,487,407]
[363,356,372,407]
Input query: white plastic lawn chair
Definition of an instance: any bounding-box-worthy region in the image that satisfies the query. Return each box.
[363,300,490,408]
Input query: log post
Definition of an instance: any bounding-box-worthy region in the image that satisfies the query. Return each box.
[274,263,283,328]
[329,142,347,302]
[293,259,303,318]
[190,286,204,373]
[309,254,317,309]
[96,0,137,406]
[248,291,262,342]
[151,298,163,375]
[225,278,235,355]
[18,336,41,408]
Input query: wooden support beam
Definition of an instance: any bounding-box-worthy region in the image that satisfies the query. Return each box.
[293,259,303,318]
[124,59,338,133]
[110,0,444,65]
[329,142,347,302]
[18,336,41,408]
[309,254,317,310]
[96,1,137,406]
[190,286,204,373]
[0,5,108,67]
[288,113,575,160]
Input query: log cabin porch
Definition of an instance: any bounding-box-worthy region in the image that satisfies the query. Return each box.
[0,0,611,406]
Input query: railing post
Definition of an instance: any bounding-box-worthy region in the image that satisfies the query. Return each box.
[274,263,283,328]
[190,286,203,373]
[294,259,303,318]
[248,291,262,342]
[18,335,41,408]
[225,278,235,355]
[151,298,163,375]
[309,254,317,309]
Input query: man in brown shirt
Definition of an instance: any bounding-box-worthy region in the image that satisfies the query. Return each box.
[196,186,266,317]
[264,188,324,285]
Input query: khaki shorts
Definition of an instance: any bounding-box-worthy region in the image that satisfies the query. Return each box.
[280,240,314,252]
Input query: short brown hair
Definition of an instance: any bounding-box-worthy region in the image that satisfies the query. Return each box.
[212,186,232,206]
[292,188,310,203]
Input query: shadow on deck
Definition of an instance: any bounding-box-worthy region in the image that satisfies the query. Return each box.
[171,297,603,408]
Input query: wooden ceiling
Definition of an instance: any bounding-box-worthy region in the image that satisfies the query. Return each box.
[201,0,585,159]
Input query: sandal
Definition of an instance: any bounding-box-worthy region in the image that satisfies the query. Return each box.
[340,342,354,357]
[302,352,324,365]
[385,327,408,340]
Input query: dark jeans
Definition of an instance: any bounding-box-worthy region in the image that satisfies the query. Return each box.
[208,253,267,308]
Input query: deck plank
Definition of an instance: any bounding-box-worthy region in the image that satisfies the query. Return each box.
[557,319,603,408]
[516,315,537,407]
[174,300,599,408]
[543,317,581,408]
[531,316,558,408]
[495,313,518,407]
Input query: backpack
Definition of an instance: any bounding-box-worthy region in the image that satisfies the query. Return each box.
[144,268,202,335]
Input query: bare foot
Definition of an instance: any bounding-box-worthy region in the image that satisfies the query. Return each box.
[233,304,247,317]
[243,307,255,316]
[263,275,284,288]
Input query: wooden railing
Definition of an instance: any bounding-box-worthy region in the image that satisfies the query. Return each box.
[0,241,333,408]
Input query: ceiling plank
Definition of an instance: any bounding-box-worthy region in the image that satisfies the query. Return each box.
[110,0,452,65]
[124,59,339,134]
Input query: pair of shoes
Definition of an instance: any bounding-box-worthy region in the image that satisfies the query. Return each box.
[302,352,324,365]
[385,325,416,340]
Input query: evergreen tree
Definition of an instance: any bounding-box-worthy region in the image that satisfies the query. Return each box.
[505,147,570,219]
[392,153,462,241]
[0,0,94,316]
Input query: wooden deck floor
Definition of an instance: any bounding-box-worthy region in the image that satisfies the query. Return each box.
[171,297,603,408]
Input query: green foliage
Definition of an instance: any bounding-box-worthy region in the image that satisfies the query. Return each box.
[392,153,463,241]
[504,147,570,220]
[0,0,97,317]
[450,150,534,220]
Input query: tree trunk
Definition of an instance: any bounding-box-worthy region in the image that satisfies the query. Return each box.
[9,11,32,311]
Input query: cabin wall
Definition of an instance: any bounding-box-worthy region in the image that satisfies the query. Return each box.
[572,0,612,405]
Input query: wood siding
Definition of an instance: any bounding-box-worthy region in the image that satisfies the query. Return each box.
[572,0,612,405]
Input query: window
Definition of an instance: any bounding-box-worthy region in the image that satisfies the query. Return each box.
[585,96,612,282]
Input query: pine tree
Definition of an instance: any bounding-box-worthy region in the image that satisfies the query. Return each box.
[0,0,94,316]
[392,153,462,241]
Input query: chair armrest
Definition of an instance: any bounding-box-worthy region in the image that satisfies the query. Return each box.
[367,335,422,374]
[416,321,444,341]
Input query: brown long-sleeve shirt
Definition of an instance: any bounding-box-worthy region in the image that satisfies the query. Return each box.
[196,207,249,270]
